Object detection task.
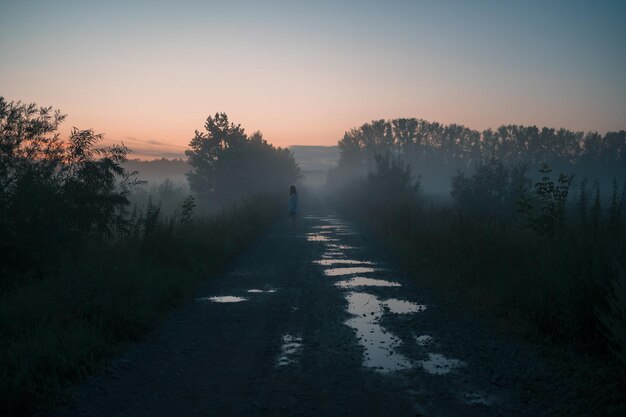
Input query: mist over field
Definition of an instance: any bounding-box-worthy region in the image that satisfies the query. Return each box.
[123,145,340,188]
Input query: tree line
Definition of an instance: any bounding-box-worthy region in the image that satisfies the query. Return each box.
[331,118,625,192]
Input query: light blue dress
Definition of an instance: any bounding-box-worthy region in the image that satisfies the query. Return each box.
[288,194,298,215]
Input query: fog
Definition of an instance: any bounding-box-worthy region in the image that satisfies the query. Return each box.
[328,118,626,202]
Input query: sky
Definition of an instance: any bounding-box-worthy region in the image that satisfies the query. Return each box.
[1,0,625,158]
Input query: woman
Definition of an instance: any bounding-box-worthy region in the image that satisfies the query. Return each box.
[288,185,298,228]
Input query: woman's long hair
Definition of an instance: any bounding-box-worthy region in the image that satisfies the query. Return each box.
[289,185,297,196]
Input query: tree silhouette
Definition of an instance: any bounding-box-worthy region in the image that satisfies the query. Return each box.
[0,97,141,284]
[334,116,625,191]
[185,113,300,204]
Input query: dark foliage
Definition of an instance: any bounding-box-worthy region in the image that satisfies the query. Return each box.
[0,195,282,416]
[343,156,626,350]
[0,98,141,287]
[185,113,300,205]
[517,165,574,236]
[451,158,532,217]
[335,157,626,415]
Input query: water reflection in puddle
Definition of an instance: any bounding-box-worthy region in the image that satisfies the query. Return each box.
[318,223,354,230]
[318,217,344,223]
[344,292,419,373]
[276,334,303,367]
[322,251,345,258]
[306,233,338,242]
[383,299,427,314]
[327,244,358,250]
[314,259,375,266]
[420,353,465,375]
[324,266,377,276]
[197,296,247,303]
[314,225,350,230]
[335,277,401,288]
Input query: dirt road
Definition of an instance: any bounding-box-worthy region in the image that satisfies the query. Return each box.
[55,208,563,417]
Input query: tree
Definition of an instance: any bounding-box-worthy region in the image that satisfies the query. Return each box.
[0,97,141,283]
[517,164,574,236]
[185,113,300,204]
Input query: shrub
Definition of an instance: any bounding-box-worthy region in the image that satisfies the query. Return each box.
[450,158,531,217]
[599,265,626,367]
[0,98,140,287]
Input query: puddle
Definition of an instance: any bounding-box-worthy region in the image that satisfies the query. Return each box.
[324,266,377,276]
[306,233,338,242]
[344,292,413,373]
[414,335,434,346]
[420,353,465,375]
[197,296,247,303]
[276,334,303,367]
[327,244,358,250]
[318,216,344,222]
[314,222,353,229]
[335,277,401,288]
[316,220,343,226]
[247,289,277,293]
[383,299,427,314]
[314,225,341,230]
[314,259,375,266]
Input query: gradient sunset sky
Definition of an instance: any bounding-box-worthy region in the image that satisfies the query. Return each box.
[1,0,625,158]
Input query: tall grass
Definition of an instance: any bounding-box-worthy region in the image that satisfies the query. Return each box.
[333,157,626,414]
[0,195,282,416]
[600,265,626,368]
[337,159,626,350]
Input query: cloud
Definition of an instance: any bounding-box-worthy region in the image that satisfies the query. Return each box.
[125,146,186,160]
[97,137,186,160]
[121,137,186,150]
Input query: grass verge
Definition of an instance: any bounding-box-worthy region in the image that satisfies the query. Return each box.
[0,195,282,416]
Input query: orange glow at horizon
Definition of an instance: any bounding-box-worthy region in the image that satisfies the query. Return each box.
[2,1,624,160]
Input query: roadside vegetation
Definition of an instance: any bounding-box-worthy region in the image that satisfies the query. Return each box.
[332,119,626,416]
[0,98,296,416]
